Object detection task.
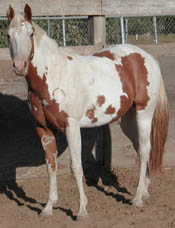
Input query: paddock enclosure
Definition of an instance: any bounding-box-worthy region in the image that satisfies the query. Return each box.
[0,1,175,227]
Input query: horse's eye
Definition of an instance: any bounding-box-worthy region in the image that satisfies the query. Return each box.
[7,34,10,40]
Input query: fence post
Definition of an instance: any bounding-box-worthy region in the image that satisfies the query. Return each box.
[47,19,50,36]
[88,16,106,46]
[120,16,125,44]
[62,16,66,46]
[153,16,158,44]
[125,18,128,43]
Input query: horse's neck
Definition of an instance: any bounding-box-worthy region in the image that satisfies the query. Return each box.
[34,32,54,56]
[31,25,79,79]
[32,31,55,69]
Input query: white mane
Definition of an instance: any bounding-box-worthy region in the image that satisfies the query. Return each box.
[33,22,76,56]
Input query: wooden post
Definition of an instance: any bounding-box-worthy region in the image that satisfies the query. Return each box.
[88,16,107,168]
[88,16,106,46]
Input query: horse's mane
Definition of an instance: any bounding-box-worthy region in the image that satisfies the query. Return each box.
[33,22,76,56]
[32,22,47,46]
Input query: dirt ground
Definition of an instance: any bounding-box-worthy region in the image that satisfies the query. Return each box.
[0,167,175,228]
[0,46,175,228]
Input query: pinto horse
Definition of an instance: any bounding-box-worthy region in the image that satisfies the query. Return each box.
[7,4,169,219]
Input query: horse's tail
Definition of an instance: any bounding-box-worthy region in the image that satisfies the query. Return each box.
[149,78,169,173]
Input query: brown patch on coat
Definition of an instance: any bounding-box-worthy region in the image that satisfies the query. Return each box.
[36,126,57,171]
[116,95,129,118]
[97,95,105,107]
[108,95,129,124]
[27,62,69,132]
[28,91,47,127]
[67,56,73,61]
[44,101,69,131]
[86,106,98,123]
[93,50,115,60]
[115,53,150,111]
[105,104,116,115]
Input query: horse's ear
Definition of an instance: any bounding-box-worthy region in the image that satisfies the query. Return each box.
[6,5,15,22]
[24,4,32,23]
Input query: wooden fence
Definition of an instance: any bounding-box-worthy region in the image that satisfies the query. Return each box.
[1,0,175,17]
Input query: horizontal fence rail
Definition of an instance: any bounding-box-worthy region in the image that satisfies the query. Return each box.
[1,15,175,48]
[1,0,175,17]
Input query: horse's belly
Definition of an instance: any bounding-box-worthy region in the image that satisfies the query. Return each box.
[80,111,117,127]
[79,95,129,127]
[78,75,132,127]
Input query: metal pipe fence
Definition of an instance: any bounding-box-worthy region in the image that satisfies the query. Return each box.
[1,15,175,48]
[106,15,175,45]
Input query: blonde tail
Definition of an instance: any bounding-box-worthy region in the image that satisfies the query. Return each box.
[149,79,169,173]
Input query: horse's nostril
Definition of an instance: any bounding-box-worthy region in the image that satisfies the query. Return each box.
[13,62,16,68]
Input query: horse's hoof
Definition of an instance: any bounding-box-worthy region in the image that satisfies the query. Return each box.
[132,198,143,207]
[76,213,88,221]
[39,208,53,219]
[143,191,150,200]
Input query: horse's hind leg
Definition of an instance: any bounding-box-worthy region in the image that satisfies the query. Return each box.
[66,118,88,219]
[132,108,154,207]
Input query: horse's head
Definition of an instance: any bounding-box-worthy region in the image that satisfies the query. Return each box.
[6,4,34,76]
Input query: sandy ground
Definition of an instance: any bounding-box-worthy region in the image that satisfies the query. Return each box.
[0,166,175,228]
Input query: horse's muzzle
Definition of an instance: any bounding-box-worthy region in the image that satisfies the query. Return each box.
[13,60,28,76]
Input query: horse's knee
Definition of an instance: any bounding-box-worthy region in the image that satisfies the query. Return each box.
[139,140,151,161]
[40,134,58,172]
[140,150,150,161]
[45,150,57,172]
[41,134,55,150]
[71,165,83,177]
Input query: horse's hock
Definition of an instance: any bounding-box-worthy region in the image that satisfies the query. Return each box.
[0,44,175,181]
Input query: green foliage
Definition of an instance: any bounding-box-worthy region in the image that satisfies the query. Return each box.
[49,20,63,46]
[31,18,90,46]
[127,17,153,35]
[65,18,89,46]
[0,20,8,48]
[106,18,121,44]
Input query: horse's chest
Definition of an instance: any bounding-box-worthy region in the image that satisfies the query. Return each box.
[43,100,69,131]
[28,91,69,132]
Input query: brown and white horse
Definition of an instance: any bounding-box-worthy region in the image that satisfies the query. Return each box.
[7,4,169,219]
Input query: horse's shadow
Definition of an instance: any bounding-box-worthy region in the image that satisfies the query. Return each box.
[0,93,137,218]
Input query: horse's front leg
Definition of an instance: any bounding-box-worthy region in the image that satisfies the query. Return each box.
[66,118,88,219]
[36,126,58,216]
